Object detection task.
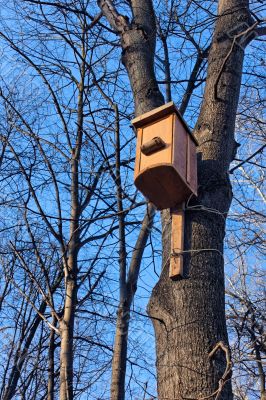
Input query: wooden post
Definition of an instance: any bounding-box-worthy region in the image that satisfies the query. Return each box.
[169,204,185,279]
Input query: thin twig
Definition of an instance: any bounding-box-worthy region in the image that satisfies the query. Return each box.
[230,144,266,173]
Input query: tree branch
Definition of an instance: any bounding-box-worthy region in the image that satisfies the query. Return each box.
[230,144,266,174]
[97,0,129,33]
[255,26,266,37]
[126,203,155,305]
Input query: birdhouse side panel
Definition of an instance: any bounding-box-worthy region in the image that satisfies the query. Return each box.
[172,116,187,181]
[134,127,143,181]
[187,137,197,195]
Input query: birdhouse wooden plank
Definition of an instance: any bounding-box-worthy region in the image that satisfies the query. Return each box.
[132,101,198,210]
[170,207,185,279]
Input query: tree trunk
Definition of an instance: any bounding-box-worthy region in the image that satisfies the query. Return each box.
[59,158,79,400]
[47,315,56,400]
[59,292,75,400]
[148,1,251,399]
[111,204,155,400]
[98,2,164,399]
[111,304,130,400]
[121,1,165,115]
[2,302,47,400]
[99,0,253,398]
[59,47,85,398]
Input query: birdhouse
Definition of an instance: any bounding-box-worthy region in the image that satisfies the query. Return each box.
[132,101,198,210]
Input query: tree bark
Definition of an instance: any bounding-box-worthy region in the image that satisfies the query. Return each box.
[99,0,254,398]
[59,282,76,400]
[98,0,164,115]
[59,139,80,400]
[59,40,85,399]
[98,2,164,399]
[111,304,130,400]
[121,0,165,115]
[148,1,252,399]
[111,203,155,400]
[48,315,56,400]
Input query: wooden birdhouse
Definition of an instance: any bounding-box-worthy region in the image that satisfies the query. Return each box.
[132,101,198,210]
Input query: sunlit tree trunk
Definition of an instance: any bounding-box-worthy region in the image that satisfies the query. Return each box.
[111,204,155,400]
[59,33,86,400]
[148,1,251,398]
[98,2,163,399]
[99,0,253,399]
[48,315,56,400]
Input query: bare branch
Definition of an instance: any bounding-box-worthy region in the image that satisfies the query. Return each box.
[97,0,129,33]
[230,144,266,174]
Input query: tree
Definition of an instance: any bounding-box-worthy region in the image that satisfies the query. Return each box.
[0,3,123,398]
[97,0,265,399]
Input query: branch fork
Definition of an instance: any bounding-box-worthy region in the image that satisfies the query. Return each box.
[97,0,129,33]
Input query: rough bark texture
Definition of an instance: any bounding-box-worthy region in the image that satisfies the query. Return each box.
[120,0,165,115]
[99,0,253,399]
[48,316,56,400]
[110,204,156,400]
[98,2,164,399]
[111,305,130,400]
[147,1,252,399]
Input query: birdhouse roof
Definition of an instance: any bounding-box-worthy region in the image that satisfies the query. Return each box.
[131,101,198,145]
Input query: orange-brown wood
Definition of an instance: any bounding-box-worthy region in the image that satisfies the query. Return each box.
[131,102,177,129]
[169,206,185,279]
[132,101,198,210]
[134,164,191,209]
[132,103,195,280]
[132,102,197,144]
[172,114,187,181]
[187,137,197,193]
[139,115,173,172]
[134,127,142,180]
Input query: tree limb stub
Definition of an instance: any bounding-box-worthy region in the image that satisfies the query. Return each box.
[97,0,129,33]
[207,341,233,400]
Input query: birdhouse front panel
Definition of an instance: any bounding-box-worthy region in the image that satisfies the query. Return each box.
[136,115,173,175]
[132,102,198,210]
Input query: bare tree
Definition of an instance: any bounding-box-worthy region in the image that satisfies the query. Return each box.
[98,0,266,399]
